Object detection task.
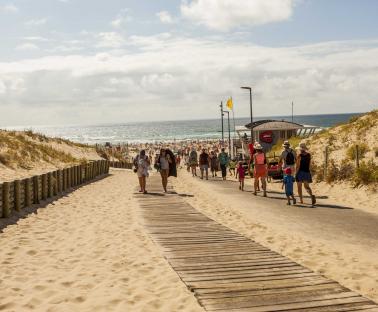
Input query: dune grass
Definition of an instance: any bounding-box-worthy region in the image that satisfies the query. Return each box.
[0,130,79,169]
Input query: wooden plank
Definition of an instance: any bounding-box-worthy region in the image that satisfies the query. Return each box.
[135,175,378,311]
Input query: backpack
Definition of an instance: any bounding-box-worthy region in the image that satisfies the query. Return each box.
[285,150,295,165]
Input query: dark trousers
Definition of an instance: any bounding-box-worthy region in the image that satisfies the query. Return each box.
[220,164,227,177]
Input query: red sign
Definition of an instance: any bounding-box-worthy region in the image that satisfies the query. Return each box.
[260,131,274,143]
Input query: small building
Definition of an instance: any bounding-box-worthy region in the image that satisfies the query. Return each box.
[235,119,319,155]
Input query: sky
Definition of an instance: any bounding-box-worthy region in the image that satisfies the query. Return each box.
[0,0,378,126]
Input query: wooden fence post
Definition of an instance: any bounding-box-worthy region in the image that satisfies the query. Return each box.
[2,182,10,218]
[53,171,58,196]
[355,145,360,168]
[62,169,67,191]
[48,172,54,198]
[14,180,21,212]
[67,167,72,189]
[41,174,48,200]
[25,178,32,207]
[33,176,40,204]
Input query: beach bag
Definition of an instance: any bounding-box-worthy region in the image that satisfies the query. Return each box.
[285,150,295,165]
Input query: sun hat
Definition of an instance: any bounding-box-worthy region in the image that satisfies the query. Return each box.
[254,143,263,150]
[296,142,308,151]
[282,140,290,147]
[285,167,292,175]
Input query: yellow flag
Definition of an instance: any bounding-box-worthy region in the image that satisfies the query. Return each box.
[226,97,233,110]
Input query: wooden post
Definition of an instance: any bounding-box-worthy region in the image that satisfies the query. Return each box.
[41,174,48,200]
[25,178,32,207]
[48,172,54,198]
[14,180,21,212]
[324,146,329,180]
[33,176,40,204]
[57,170,62,193]
[67,167,72,189]
[62,169,67,191]
[2,182,10,218]
[53,171,58,196]
[355,145,360,168]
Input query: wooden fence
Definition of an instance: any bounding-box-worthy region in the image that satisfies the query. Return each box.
[0,160,110,218]
[109,161,133,169]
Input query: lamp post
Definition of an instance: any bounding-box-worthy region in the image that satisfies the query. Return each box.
[222,110,231,156]
[241,86,253,143]
[220,101,224,144]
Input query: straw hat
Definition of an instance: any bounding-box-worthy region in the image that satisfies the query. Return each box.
[282,140,290,147]
[296,142,308,151]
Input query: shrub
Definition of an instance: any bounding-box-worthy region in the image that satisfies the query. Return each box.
[353,160,378,186]
[346,143,369,161]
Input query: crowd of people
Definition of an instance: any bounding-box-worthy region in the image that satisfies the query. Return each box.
[132,139,316,207]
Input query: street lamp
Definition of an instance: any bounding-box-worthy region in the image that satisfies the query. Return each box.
[222,110,231,156]
[241,86,253,143]
[220,101,224,144]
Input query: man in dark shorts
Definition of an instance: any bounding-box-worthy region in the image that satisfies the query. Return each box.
[199,148,210,180]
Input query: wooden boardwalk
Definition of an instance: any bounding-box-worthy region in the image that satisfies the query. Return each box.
[135,176,378,311]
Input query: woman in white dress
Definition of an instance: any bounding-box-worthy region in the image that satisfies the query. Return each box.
[135,150,150,194]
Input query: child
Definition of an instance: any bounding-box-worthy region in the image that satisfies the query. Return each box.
[236,161,245,191]
[229,159,236,176]
[282,167,296,205]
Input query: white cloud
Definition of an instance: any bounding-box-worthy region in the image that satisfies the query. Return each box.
[110,9,132,28]
[157,11,175,24]
[181,0,295,31]
[25,18,48,27]
[1,35,377,125]
[0,4,18,13]
[15,43,40,51]
[96,32,125,48]
[23,36,49,42]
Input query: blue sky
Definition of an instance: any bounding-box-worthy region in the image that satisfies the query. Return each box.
[0,0,377,126]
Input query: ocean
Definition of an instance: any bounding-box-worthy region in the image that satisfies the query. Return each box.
[4,113,362,144]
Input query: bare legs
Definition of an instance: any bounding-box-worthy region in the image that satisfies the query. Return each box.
[160,170,169,192]
[297,181,315,205]
[254,177,267,196]
[138,176,147,193]
[191,166,197,177]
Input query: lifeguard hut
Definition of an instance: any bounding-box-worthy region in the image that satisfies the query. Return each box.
[235,119,319,155]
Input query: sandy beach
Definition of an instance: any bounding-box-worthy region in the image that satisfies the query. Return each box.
[0,169,203,312]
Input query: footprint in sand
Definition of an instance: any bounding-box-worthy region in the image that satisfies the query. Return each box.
[26,250,37,256]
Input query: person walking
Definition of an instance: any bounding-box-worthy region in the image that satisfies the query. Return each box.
[209,151,219,177]
[189,148,198,177]
[279,140,296,172]
[253,143,268,197]
[282,167,296,205]
[218,148,229,181]
[199,148,210,180]
[156,149,172,193]
[134,150,150,194]
[295,142,316,206]
[236,161,245,191]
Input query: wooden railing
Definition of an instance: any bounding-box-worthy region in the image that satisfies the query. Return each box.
[109,161,133,169]
[0,160,109,218]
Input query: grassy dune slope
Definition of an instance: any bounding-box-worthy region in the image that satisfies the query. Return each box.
[0,130,101,182]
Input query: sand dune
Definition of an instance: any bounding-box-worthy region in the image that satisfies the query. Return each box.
[0,169,203,312]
